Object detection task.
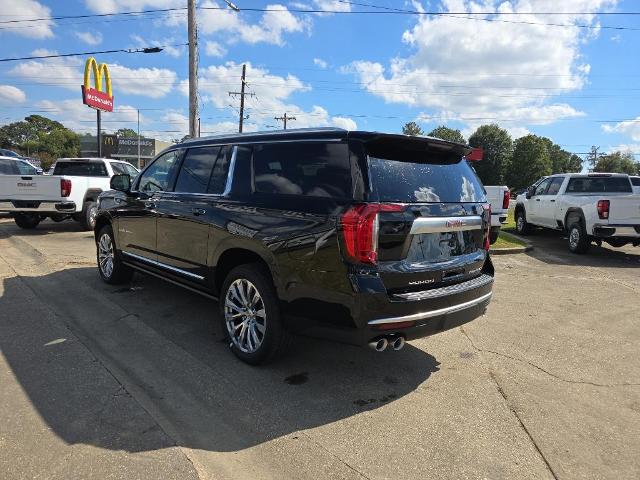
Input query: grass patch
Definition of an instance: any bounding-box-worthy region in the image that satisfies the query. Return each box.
[502,207,516,231]
[492,230,527,250]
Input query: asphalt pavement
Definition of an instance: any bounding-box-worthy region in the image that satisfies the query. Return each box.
[0,218,638,480]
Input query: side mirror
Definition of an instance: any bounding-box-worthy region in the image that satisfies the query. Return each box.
[110,174,131,193]
[525,186,536,199]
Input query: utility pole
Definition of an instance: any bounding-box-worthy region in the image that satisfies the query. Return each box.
[589,145,600,171]
[228,64,255,133]
[274,113,297,130]
[97,110,102,157]
[137,108,141,168]
[188,0,198,138]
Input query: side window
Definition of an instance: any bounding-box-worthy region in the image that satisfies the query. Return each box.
[0,159,19,175]
[174,146,221,194]
[253,142,351,198]
[17,161,37,175]
[546,177,564,196]
[110,162,126,175]
[534,178,551,196]
[138,150,181,193]
[125,163,139,177]
[208,146,232,194]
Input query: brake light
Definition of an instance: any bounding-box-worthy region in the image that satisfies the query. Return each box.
[502,189,510,210]
[60,179,72,197]
[483,203,491,251]
[597,200,610,219]
[341,203,405,264]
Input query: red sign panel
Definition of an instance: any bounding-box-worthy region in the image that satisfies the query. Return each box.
[81,85,114,112]
[465,147,484,161]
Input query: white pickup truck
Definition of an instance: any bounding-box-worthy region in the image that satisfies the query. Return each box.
[514,173,640,253]
[0,158,138,230]
[485,185,510,244]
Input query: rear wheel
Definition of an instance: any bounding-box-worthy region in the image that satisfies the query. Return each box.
[515,209,531,235]
[14,213,41,229]
[568,221,590,254]
[489,228,500,244]
[96,224,133,284]
[220,263,291,365]
[80,201,98,231]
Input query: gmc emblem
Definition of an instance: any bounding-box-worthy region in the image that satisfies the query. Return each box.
[446,219,465,228]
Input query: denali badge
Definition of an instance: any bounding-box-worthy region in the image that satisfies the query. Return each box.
[408,279,435,286]
[446,219,465,228]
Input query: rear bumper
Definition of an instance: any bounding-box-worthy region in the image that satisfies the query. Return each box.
[0,200,77,214]
[491,212,507,227]
[592,224,640,238]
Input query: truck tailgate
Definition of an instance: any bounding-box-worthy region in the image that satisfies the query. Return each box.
[0,175,63,200]
[609,195,640,223]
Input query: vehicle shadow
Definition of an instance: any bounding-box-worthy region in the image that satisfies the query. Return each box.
[0,218,88,236]
[0,266,440,454]
[505,227,640,268]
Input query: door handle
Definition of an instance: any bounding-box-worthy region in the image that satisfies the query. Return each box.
[144,201,156,209]
[550,199,556,203]
[536,198,541,202]
[192,207,206,216]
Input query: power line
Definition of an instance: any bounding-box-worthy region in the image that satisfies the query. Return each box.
[0,44,186,62]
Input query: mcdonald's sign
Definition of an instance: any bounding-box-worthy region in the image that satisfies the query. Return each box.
[81,57,114,112]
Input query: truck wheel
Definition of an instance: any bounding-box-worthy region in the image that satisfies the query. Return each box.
[220,263,292,365]
[568,221,590,254]
[14,213,41,229]
[515,210,531,235]
[96,224,133,284]
[489,228,500,245]
[80,201,98,231]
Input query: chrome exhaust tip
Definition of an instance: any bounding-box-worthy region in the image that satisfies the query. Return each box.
[391,336,406,351]
[369,338,389,352]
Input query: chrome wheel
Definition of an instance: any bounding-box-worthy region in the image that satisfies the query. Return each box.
[224,278,266,354]
[569,227,580,250]
[98,233,114,278]
[89,205,98,229]
[516,215,524,232]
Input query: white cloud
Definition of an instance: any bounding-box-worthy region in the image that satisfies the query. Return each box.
[34,99,141,133]
[603,117,640,142]
[606,143,640,154]
[0,85,27,105]
[83,0,182,14]
[0,0,54,39]
[75,31,103,45]
[313,58,328,69]
[610,34,622,42]
[204,41,227,58]
[9,53,177,98]
[179,62,356,133]
[344,0,618,130]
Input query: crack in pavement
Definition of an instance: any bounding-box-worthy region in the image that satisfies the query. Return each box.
[459,327,640,388]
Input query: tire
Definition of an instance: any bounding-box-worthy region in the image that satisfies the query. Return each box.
[220,263,292,365]
[568,220,590,254]
[515,209,532,235]
[80,201,98,231]
[96,224,134,284]
[14,213,41,229]
[489,228,499,245]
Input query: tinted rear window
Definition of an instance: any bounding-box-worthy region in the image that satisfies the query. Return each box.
[0,159,19,175]
[631,177,640,187]
[253,142,351,198]
[368,152,486,203]
[566,177,632,193]
[53,161,108,177]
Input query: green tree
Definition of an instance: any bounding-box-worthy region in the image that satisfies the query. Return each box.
[539,137,582,173]
[402,121,424,136]
[594,151,639,175]
[507,135,552,190]
[468,124,513,185]
[116,128,138,138]
[426,125,466,144]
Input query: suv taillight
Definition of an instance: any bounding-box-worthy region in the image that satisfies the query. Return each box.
[502,189,510,210]
[341,203,405,264]
[483,203,491,251]
[597,199,610,219]
[60,179,72,197]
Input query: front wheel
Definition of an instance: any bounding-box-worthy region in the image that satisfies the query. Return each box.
[515,210,531,235]
[220,263,292,365]
[80,201,98,231]
[568,221,590,254]
[14,213,41,229]
[96,225,133,284]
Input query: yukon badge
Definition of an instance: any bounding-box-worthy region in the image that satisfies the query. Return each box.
[408,278,435,286]
[446,219,465,228]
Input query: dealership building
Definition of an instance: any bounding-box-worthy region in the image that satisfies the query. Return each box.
[80,135,172,169]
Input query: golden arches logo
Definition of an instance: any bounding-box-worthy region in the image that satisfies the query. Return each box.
[81,57,114,112]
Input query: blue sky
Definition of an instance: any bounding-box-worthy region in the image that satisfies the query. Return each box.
[0,0,639,159]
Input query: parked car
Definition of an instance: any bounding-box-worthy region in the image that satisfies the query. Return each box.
[94,128,495,364]
[485,185,510,243]
[514,173,640,253]
[0,155,41,176]
[0,148,22,158]
[0,157,139,230]
[631,176,640,194]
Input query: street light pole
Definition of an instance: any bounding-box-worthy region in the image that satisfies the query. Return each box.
[97,110,102,157]
[137,108,141,168]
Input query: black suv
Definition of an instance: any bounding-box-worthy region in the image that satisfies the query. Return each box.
[95,128,494,364]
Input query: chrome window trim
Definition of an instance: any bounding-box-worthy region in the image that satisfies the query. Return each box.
[122,251,205,281]
[391,274,493,302]
[222,145,237,196]
[368,291,493,325]
[409,215,483,234]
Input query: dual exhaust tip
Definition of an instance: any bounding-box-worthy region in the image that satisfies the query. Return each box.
[369,336,405,352]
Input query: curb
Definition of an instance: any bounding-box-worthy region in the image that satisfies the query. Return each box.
[490,231,533,255]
